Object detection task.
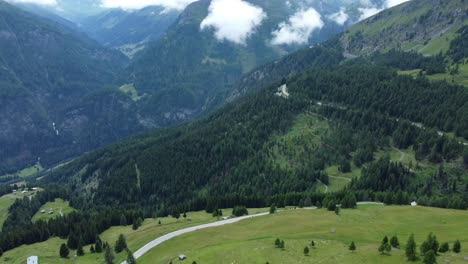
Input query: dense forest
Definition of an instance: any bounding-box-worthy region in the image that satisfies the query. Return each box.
[44,56,468,213]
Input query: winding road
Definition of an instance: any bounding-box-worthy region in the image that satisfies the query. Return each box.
[121,212,269,263]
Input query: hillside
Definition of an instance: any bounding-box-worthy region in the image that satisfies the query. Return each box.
[0,1,142,174]
[79,7,180,58]
[341,0,468,56]
[44,61,468,211]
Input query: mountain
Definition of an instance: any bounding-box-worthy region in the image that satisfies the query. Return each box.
[42,0,468,211]
[78,7,180,58]
[341,0,468,56]
[0,1,142,174]
[124,0,361,129]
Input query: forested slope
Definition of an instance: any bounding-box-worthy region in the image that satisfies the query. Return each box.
[45,60,468,212]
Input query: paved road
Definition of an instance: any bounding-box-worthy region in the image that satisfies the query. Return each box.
[121,212,269,263]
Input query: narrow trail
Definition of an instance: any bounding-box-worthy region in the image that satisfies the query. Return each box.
[392,147,405,162]
[328,175,352,182]
[317,179,328,193]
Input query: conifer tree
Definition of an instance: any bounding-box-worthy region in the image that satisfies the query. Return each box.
[77,241,84,256]
[453,240,461,253]
[115,234,127,253]
[405,234,417,261]
[60,243,69,258]
[349,241,356,252]
[304,246,310,255]
[105,242,114,264]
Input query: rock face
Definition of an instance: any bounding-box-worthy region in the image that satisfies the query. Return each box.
[0,2,140,174]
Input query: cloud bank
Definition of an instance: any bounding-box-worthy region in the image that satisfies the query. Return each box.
[99,0,197,10]
[272,8,324,45]
[6,0,57,6]
[200,0,266,45]
[328,8,349,25]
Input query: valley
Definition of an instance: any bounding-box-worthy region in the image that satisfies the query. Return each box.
[0,0,467,263]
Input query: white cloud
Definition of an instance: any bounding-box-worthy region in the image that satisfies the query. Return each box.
[386,0,410,8]
[200,0,266,45]
[358,0,411,21]
[6,0,57,6]
[271,8,324,45]
[99,0,196,10]
[358,7,383,20]
[328,8,349,25]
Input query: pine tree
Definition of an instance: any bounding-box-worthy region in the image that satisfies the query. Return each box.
[269,203,276,214]
[126,249,136,264]
[59,243,69,258]
[67,231,79,250]
[349,241,356,252]
[0,248,3,257]
[423,250,436,264]
[95,236,103,253]
[90,245,95,253]
[274,238,280,248]
[405,234,417,261]
[335,206,340,215]
[304,246,310,255]
[390,236,400,248]
[279,240,285,249]
[77,241,84,256]
[311,240,315,248]
[183,212,187,218]
[421,233,439,256]
[105,242,114,264]
[115,234,127,253]
[158,220,161,225]
[439,242,449,253]
[120,214,127,226]
[385,243,392,254]
[453,240,461,253]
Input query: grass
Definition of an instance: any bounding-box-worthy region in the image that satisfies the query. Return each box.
[325,165,360,193]
[119,84,144,102]
[269,113,329,170]
[140,205,468,264]
[427,63,468,87]
[0,189,42,227]
[0,164,44,180]
[1,208,270,264]
[32,198,75,223]
[398,63,468,87]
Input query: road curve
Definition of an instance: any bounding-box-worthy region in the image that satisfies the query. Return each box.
[122,212,269,263]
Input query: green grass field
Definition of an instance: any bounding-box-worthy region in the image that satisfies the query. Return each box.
[140,205,468,264]
[119,84,144,102]
[1,208,270,264]
[32,198,75,223]
[0,165,44,181]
